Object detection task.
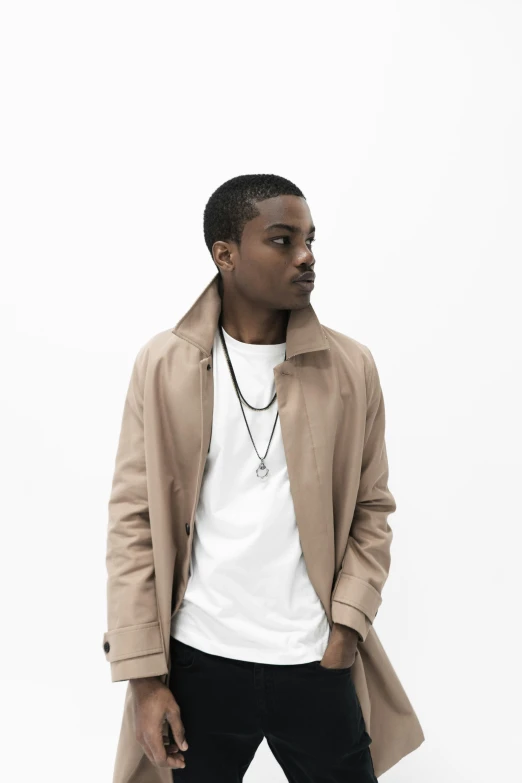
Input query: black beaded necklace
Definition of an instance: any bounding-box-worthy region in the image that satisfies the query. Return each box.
[217,315,286,479]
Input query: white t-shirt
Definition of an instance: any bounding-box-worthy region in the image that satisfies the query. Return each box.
[170,324,331,664]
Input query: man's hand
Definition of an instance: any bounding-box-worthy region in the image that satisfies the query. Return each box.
[319,623,359,669]
[130,676,188,770]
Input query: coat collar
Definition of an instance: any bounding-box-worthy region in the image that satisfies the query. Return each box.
[171,272,329,360]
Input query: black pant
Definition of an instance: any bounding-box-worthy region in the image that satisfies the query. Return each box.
[169,638,377,782]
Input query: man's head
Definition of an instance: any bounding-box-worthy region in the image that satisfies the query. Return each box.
[203,174,316,311]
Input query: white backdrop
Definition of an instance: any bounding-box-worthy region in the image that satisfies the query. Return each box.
[1,2,521,781]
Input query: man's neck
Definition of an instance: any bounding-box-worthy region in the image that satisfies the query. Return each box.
[219,295,289,346]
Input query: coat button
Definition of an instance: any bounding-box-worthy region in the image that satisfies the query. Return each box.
[207,364,211,370]
[185,523,190,535]
[103,641,110,653]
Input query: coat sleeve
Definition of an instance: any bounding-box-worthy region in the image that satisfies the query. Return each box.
[331,348,396,643]
[102,344,168,682]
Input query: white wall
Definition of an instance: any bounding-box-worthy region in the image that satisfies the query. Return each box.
[1,2,520,781]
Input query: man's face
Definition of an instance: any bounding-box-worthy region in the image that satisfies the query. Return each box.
[215,194,316,310]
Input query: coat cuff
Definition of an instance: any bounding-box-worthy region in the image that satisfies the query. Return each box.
[110,652,168,683]
[103,621,168,683]
[331,603,371,643]
[331,572,382,643]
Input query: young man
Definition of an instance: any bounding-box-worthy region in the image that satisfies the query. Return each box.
[103,174,424,782]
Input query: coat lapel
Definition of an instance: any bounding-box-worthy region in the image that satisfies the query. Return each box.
[171,272,329,361]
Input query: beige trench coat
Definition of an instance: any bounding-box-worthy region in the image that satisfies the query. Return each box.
[103,272,425,781]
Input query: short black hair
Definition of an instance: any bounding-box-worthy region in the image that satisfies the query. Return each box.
[203,174,306,276]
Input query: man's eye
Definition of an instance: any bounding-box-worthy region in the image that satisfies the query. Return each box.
[272,237,316,247]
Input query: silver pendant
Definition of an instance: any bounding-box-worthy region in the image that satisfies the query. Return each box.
[256,460,269,479]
